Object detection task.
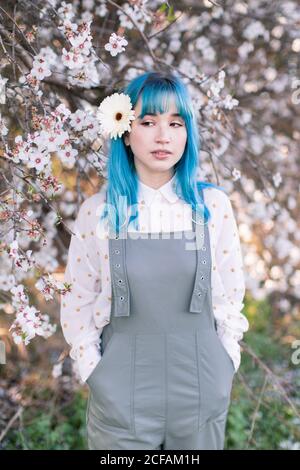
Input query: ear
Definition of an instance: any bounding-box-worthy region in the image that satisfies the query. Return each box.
[124,132,129,146]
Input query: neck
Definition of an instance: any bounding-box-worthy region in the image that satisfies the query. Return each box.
[136,169,175,190]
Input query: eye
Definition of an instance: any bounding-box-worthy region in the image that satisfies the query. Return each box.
[141,121,154,126]
[141,121,184,127]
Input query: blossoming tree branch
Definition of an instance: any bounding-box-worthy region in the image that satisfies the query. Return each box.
[0,0,299,377]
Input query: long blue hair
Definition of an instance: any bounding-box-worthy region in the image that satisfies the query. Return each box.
[100,71,224,235]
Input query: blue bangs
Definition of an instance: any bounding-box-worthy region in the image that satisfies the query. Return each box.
[137,80,194,124]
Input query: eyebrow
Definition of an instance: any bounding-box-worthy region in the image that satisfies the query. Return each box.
[138,113,183,120]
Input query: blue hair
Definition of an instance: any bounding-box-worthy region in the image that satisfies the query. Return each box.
[100,71,225,235]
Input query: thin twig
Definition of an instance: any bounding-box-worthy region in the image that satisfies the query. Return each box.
[246,375,268,447]
[0,406,24,442]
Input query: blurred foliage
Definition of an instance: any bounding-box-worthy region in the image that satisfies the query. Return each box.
[3,392,87,450]
[224,295,300,450]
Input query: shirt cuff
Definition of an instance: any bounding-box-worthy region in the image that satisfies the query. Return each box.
[73,343,102,383]
[218,333,241,373]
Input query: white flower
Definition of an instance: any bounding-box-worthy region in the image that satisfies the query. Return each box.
[195,36,210,51]
[11,284,29,304]
[243,21,269,41]
[52,362,63,378]
[238,42,254,60]
[0,75,8,104]
[34,130,65,152]
[209,70,226,97]
[95,1,108,17]
[58,1,75,21]
[0,115,8,136]
[27,148,49,173]
[8,240,19,259]
[104,32,128,57]
[0,274,16,291]
[9,304,56,346]
[12,332,23,345]
[69,109,87,131]
[96,92,135,140]
[35,277,54,301]
[223,94,239,110]
[73,39,92,56]
[55,103,71,119]
[62,48,84,70]
[232,168,241,181]
[82,114,101,141]
[117,2,151,32]
[38,46,58,66]
[273,172,282,188]
[31,57,52,81]
[58,146,78,167]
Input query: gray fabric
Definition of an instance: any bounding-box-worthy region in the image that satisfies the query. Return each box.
[86,193,235,450]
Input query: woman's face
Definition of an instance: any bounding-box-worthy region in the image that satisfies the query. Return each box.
[124,95,187,177]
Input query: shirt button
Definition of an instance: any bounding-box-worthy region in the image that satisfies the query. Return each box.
[120,296,125,301]
[115,263,121,268]
[114,249,120,254]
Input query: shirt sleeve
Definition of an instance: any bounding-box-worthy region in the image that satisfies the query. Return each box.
[213,192,249,372]
[60,199,103,383]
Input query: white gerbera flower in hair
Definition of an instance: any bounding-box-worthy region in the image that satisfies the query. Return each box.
[96,92,135,140]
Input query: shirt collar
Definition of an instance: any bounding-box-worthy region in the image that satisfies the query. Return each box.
[138,173,179,207]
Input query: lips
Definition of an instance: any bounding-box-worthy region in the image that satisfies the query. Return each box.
[151,150,172,159]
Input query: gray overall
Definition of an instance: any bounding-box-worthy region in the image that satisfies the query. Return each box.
[86,190,235,450]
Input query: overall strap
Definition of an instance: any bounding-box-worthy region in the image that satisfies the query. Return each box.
[188,186,211,314]
[109,226,131,317]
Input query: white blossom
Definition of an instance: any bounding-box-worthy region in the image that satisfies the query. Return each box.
[52,362,63,378]
[0,74,8,104]
[232,168,241,181]
[104,33,128,57]
[273,172,282,187]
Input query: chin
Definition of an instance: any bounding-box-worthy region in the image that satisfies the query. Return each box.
[148,162,174,171]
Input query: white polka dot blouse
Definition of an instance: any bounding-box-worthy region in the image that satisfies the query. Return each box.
[60,174,249,383]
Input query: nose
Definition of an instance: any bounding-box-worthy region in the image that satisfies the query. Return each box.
[155,124,171,143]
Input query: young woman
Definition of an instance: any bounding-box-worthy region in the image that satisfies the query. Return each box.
[60,71,249,450]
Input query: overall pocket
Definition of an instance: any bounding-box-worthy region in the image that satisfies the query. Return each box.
[196,329,235,428]
[213,320,236,374]
[214,331,236,374]
[86,333,134,432]
[86,333,116,386]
